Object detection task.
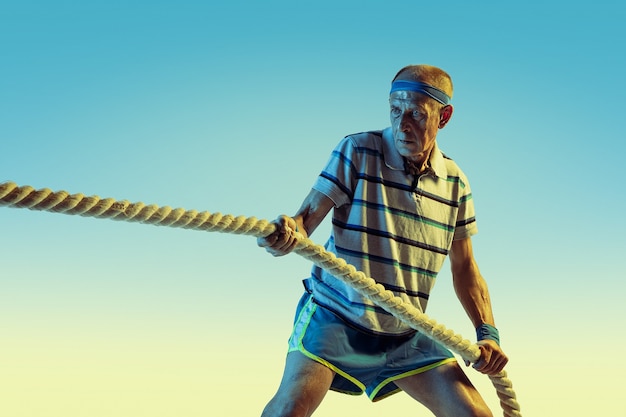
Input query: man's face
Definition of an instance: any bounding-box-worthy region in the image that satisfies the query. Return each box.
[389,90,441,164]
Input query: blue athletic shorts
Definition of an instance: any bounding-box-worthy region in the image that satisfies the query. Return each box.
[288,292,457,401]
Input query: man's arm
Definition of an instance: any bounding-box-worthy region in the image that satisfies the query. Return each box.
[257,189,334,256]
[449,237,509,375]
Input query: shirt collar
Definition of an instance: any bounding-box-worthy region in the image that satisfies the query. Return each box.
[381,127,448,179]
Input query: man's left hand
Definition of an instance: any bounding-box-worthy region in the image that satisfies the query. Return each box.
[469,339,509,375]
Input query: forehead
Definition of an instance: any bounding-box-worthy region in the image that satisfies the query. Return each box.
[389,90,430,107]
[389,90,429,105]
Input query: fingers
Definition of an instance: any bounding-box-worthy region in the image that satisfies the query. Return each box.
[256,215,300,256]
[472,341,509,375]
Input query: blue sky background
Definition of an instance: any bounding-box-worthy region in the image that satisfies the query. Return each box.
[1,1,625,416]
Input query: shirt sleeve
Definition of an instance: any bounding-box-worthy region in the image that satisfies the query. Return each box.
[453,172,478,241]
[311,136,359,208]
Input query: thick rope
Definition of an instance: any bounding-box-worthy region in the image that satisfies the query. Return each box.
[0,181,521,416]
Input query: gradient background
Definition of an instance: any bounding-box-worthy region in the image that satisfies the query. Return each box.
[1,1,624,416]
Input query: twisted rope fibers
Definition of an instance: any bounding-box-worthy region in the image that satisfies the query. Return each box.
[0,181,521,416]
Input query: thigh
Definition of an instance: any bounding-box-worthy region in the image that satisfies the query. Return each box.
[263,351,335,417]
[394,361,492,417]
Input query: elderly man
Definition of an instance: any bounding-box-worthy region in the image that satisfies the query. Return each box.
[258,64,508,417]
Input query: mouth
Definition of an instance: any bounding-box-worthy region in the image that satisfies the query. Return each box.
[395,132,414,143]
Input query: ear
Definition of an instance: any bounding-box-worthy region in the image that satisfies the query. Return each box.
[438,105,454,128]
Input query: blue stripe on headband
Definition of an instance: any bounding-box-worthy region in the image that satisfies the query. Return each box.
[390,80,451,105]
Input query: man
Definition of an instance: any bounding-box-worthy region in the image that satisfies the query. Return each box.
[258,64,508,417]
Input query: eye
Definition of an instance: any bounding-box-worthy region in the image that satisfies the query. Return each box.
[390,106,401,117]
[412,110,424,119]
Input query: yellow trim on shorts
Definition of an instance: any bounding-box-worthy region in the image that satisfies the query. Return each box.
[368,357,458,401]
[288,301,367,395]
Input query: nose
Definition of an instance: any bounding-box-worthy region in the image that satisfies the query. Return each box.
[399,112,412,132]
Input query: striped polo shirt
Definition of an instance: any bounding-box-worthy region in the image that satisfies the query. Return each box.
[307,127,478,336]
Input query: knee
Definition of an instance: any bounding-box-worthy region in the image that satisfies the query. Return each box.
[261,397,310,417]
[478,410,493,417]
[443,401,492,417]
[466,404,493,417]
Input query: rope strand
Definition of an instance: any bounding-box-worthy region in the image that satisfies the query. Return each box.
[0,181,521,416]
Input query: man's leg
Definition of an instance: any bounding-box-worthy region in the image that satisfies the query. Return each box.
[261,351,335,417]
[394,361,492,417]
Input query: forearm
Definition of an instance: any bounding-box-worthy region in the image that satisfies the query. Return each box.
[449,234,507,373]
[292,189,334,238]
[449,238,496,328]
[453,267,495,328]
[258,189,334,256]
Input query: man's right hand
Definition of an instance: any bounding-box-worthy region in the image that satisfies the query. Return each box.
[257,215,300,257]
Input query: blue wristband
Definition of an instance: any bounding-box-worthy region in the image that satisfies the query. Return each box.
[476,323,500,345]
